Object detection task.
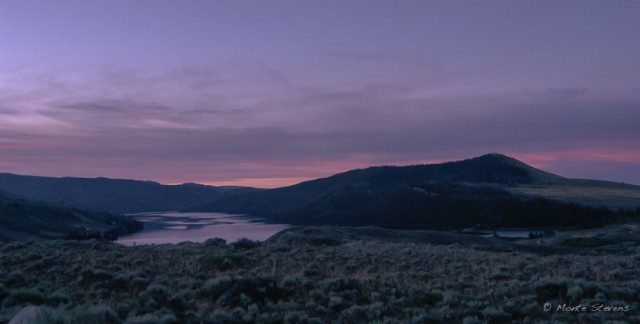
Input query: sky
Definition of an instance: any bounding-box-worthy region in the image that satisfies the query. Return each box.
[1,0,639,187]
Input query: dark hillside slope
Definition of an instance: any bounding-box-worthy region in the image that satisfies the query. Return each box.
[0,173,256,214]
[0,192,141,241]
[198,153,556,212]
[197,154,629,228]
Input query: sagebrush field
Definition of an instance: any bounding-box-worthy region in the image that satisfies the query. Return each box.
[1,227,639,323]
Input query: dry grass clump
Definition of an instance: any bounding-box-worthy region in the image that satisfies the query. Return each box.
[1,235,639,323]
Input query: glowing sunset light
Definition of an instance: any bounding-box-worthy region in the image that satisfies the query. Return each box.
[1,1,639,187]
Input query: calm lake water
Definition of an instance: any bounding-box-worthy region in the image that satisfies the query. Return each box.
[117,212,289,246]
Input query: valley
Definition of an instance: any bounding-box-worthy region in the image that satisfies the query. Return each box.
[1,154,639,323]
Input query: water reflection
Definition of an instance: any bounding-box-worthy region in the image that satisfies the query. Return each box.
[117,212,289,245]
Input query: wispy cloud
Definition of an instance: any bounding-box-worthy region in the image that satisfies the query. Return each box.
[1,66,639,186]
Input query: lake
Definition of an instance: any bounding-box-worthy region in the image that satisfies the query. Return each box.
[117,212,289,245]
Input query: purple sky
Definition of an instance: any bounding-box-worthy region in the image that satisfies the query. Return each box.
[1,1,639,187]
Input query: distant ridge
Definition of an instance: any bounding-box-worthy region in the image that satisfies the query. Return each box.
[0,191,141,241]
[194,153,639,229]
[292,153,565,191]
[1,154,638,229]
[0,173,256,214]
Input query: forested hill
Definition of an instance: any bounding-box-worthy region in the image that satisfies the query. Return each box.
[195,154,639,229]
[0,173,257,214]
[0,192,142,241]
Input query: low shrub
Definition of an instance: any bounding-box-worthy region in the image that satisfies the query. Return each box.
[47,289,73,307]
[535,280,567,303]
[204,237,227,247]
[401,288,443,307]
[168,290,193,315]
[563,237,611,247]
[0,283,6,302]
[123,312,177,324]
[481,306,510,323]
[217,277,280,307]
[142,283,171,307]
[4,270,25,285]
[200,253,254,271]
[339,304,384,322]
[72,304,120,324]
[80,268,113,284]
[107,274,131,291]
[328,295,349,312]
[232,238,260,250]
[308,238,342,247]
[200,275,234,300]
[4,288,47,307]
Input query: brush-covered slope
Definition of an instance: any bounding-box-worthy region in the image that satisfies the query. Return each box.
[0,173,257,214]
[0,192,142,241]
[508,180,640,210]
[197,154,632,229]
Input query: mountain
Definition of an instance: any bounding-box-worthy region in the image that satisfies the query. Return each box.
[195,154,640,229]
[1,154,637,230]
[0,191,142,241]
[0,174,257,214]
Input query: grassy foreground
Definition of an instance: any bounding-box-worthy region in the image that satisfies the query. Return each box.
[1,231,639,323]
